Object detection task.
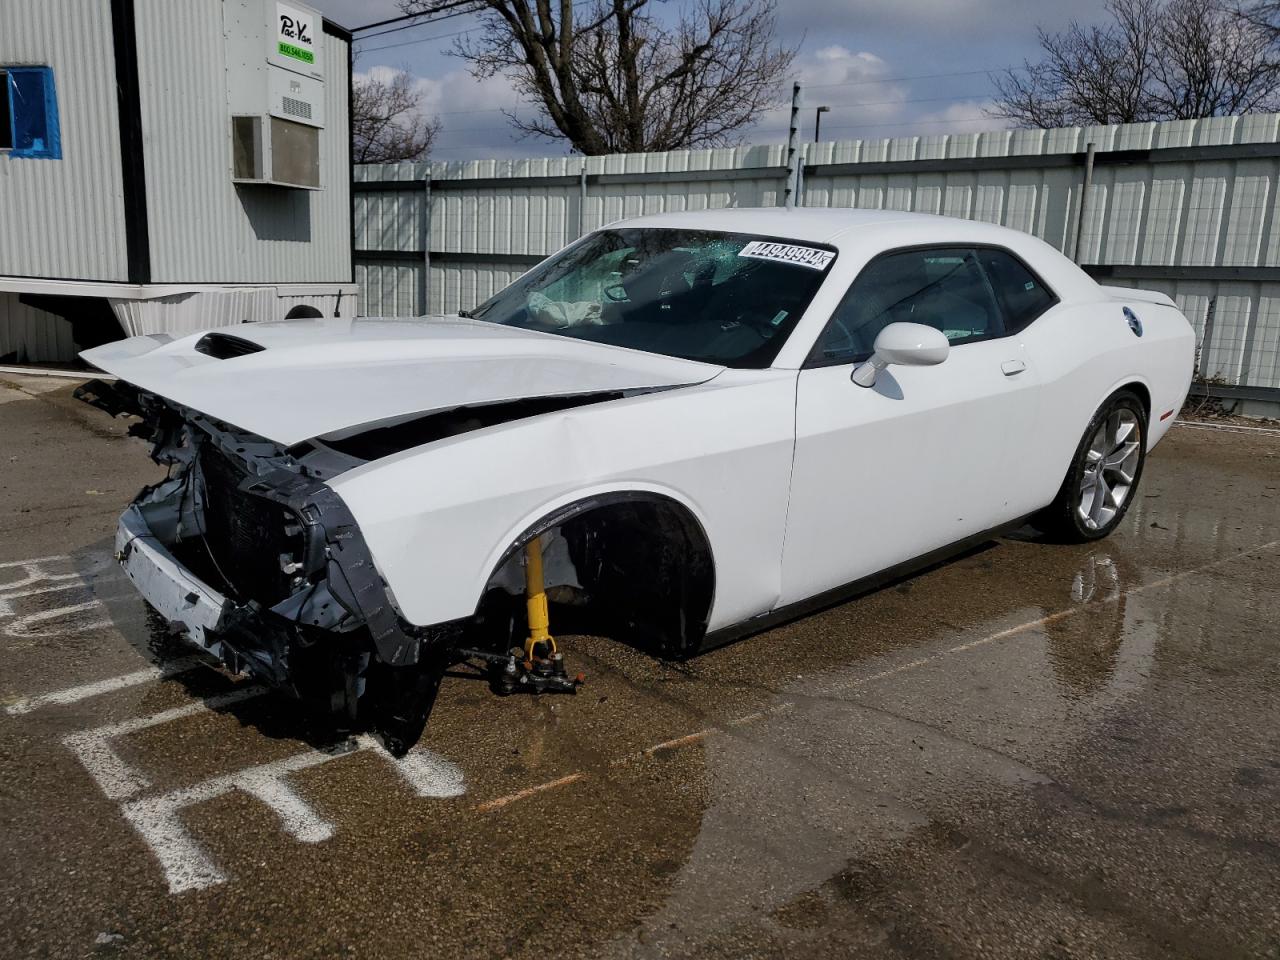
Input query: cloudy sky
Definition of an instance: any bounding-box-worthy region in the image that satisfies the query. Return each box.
[314,0,1109,161]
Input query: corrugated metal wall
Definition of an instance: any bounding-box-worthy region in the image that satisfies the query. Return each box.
[110,287,346,336]
[355,115,1280,391]
[0,295,78,363]
[353,144,787,318]
[135,0,351,284]
[0,0,129,282]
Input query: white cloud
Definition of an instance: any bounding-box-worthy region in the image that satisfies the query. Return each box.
[913,99,1005,135]
[800,45,907,124]
[355,62,566,160]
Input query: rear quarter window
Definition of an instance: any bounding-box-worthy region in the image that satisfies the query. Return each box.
[977,248,1056,332]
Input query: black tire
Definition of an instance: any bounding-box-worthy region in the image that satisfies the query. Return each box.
[1032,389,1148,543]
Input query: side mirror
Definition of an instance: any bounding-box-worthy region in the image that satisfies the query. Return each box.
[851,322,949,387]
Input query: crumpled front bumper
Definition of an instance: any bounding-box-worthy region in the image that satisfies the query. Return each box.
[116,504,233,659]
[114,495,413,696]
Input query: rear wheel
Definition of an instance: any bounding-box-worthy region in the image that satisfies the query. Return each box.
[1033,390,1147,542]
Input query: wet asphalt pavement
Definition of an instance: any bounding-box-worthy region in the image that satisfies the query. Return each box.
[1,372,1279,960]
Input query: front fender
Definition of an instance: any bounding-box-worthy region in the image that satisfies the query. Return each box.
[325,370,797,631]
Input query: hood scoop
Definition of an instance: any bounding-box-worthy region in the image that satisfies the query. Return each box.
[194,332,266,359]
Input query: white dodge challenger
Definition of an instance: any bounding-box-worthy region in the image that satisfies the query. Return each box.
[80,209,1195,750]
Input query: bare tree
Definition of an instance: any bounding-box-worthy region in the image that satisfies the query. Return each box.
[352,71,441,163]
[1237,0,1280,40]
[1153,0,1280,114]
[992,0,1280,127]
[397,0,795,154]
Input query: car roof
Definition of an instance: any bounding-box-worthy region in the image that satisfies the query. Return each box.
[610,207,1030,251]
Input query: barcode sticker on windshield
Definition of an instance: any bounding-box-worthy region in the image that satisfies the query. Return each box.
[739,241,835,271]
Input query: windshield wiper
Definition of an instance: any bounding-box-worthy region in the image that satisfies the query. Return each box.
[457,308,475,319]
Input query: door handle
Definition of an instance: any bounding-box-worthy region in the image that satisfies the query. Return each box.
[1001,359,1027,376]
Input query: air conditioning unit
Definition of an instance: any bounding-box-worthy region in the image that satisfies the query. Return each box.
[224,0,326,190]
[231,114,320,189]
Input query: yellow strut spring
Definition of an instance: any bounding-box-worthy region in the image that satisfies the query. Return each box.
[523,536,556,660]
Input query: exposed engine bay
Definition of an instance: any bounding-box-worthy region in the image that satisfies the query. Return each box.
[75,377,707,753]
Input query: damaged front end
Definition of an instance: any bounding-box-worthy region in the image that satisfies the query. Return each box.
[79,379,452,753]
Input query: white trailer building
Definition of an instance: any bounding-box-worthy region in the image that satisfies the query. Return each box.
[0,0,354,363]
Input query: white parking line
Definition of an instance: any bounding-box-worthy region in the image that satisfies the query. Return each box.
[119,747,350,893]
[364,734,466,799]
[53,679,467,894]
[115,736,465,893]
[0,554,77,588]
[63,685,266,799]
[238,774,337,844]
[6,656,205,716]
[1,580,103,602]
[0,554,128,641]
[2,601,113,639]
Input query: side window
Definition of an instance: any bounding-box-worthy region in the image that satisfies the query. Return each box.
[0,72,10,151]
[1,67,61,159]
[812,247,1003,364]
[976,248,1056,332]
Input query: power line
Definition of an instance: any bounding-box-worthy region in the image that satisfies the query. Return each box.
[349,2,482,32]
[803,66,1024,90]
[356,7,476,41]
[806,91,993,110]
[354,0,601,55]
[819,114,996,132]
[753,114,998,136]
[356,22,480,54]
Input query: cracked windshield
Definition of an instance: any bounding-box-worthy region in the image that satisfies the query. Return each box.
[466,228,837,367]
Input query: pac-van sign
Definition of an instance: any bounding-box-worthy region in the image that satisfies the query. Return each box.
[277,2,316,65]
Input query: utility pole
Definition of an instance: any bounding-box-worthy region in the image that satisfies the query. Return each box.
[814,105,830,143]
[1072,142,1096,264]
[784,81,801,209]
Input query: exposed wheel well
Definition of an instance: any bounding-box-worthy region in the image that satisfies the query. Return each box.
[474,494,716,659]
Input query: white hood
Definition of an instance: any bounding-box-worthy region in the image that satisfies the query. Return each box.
[81,316,722,446]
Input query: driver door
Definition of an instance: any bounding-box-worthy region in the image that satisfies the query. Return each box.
[779,246,1042,606]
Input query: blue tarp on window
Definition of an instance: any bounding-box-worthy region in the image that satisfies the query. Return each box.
[4,67,61,159]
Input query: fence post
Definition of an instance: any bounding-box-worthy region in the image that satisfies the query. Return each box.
[784,81,801,208]
[1072,141,1096,264]
[422,173,432,317]
[579,161,588,239]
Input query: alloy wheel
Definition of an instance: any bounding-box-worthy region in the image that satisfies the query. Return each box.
[1077,408,1142,532]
